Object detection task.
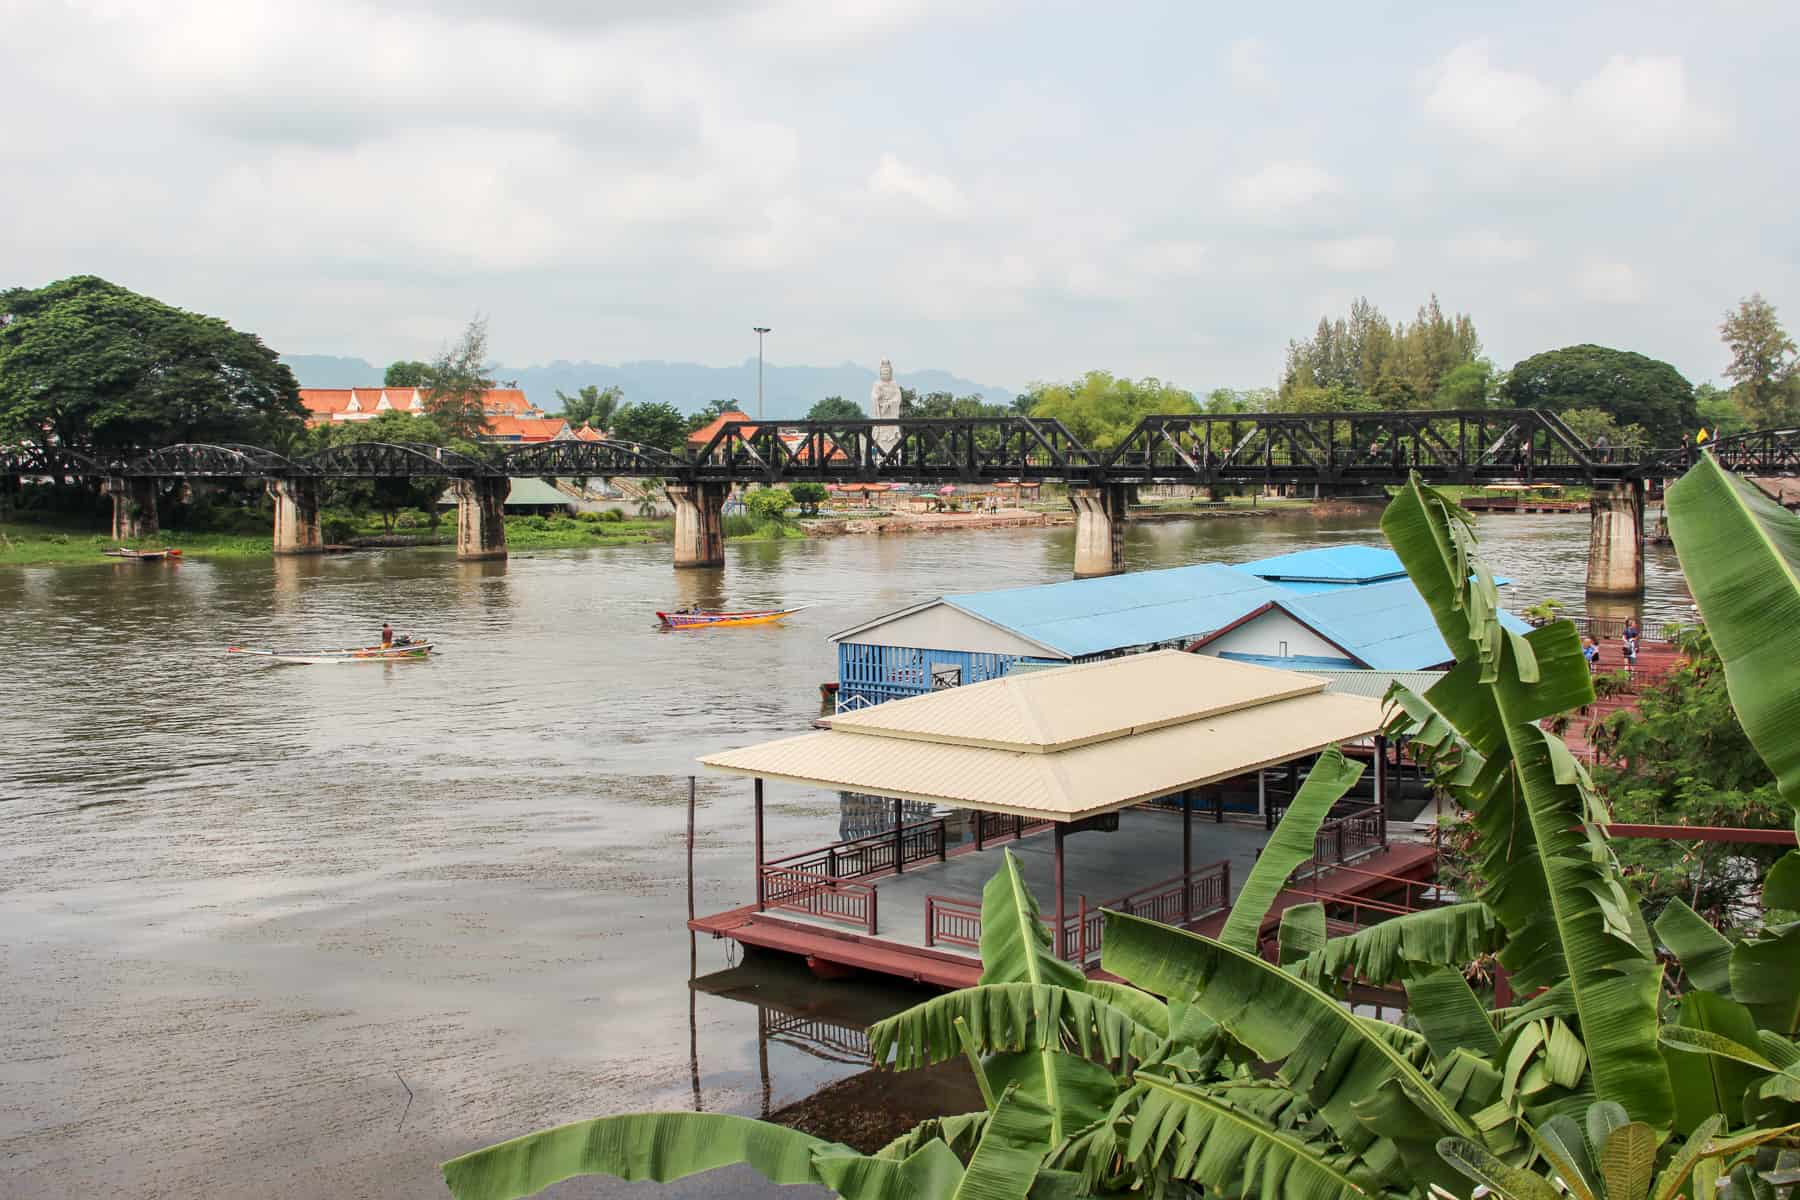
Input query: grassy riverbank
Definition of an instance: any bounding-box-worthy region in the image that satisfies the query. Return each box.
[0,513,675,565]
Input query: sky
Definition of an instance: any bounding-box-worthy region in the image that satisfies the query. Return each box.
[4,0,1796,394]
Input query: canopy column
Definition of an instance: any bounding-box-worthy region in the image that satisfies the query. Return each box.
[892,798,904,875]
[1054,823,1067,959]
[1182,793,1193,922]
[754,777,765,911]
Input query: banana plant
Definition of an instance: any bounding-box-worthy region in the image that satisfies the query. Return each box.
[1378,473,1674,1129]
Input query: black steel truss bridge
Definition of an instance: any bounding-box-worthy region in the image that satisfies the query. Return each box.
[5,409,1796,488]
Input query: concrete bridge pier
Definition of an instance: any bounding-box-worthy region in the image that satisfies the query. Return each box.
[1586,479,1645,596]
[452,476,510,561]
[103,476,158,540]
[268,477,325,555]
[668,481,728,568]
[1070,483,1130,578]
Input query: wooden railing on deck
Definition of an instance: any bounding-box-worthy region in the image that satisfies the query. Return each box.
[1292,804,1385,881]
[759,866,878,934]
[765,818,948,881]
[925,859,1233,967]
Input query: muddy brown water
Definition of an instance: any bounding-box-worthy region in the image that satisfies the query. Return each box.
[0,512,1691,1198]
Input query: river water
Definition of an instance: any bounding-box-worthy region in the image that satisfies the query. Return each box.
[0,511,1690,1199]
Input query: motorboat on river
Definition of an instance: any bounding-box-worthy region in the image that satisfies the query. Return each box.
[227,639,433,665]
[656,607,806,630]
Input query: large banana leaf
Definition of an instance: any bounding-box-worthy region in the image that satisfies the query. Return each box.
[946,1085,1053,1200]
[1100,909,1472,1167]
[1130,1073,1390,1200]
[813,1140,970,1197]
[1381,475,1674,1129]
[1663,990,1764,1133]
[975,849,1088,1147]
[1665,454,1800,812]
[440,1112,844,1199]
[1289,901,1502,989]
[1656,898,1737,996]
[868,982,1164,1072]
[1404,965,1501,1063]
[979,848,1085,991]
[1218,745,1363,952]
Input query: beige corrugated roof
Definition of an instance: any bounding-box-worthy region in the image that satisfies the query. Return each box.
[824,650,1327,752]
[701,688,1384,821]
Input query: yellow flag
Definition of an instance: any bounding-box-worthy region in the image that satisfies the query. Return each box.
[1697,427,1710,445]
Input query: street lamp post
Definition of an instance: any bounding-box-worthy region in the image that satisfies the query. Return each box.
[752,326,771,420]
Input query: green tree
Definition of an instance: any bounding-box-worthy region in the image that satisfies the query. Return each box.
[1433,359,1493,408]
[552,384,621,429]
[806,396,865,422]
[899,390,1010,420]
[1595,626,1787,926]
[788,481,827,514]
[1500,344,1697,444]
[1720,293,1799,429]
[421,317,495,441]
[610,401,688,452]
[1025,371,1197,448]
[1280,294,1482,410]
[1694,383,1750,439]
[318,410,450,531]
[384,360,430,387]
[0,275,305,456]
[1555,406,1648,452]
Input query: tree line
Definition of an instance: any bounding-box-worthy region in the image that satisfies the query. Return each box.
[5,277,1796,468]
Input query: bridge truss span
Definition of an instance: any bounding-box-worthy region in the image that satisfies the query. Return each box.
[685,417,1099,485]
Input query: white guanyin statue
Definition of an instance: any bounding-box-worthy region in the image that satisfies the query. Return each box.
[868,358,902,457]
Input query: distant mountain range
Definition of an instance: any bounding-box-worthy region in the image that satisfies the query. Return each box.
[280,355,1015,418]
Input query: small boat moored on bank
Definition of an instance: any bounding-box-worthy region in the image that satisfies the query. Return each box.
[227,640,433,665]
[105,547,182,561]
[656,607,806,630]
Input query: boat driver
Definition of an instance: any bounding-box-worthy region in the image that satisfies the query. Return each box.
[381,622,394,647]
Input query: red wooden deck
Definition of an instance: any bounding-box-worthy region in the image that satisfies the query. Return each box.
[692,838,1439,990]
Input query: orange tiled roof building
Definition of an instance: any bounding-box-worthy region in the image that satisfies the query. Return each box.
[298,387,566,441]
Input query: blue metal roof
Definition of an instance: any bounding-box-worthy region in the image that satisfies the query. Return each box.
[942,563,1290,659]
[1238,543,1512,591]
[1274,578,1531,671]
[1235,545,1408,585]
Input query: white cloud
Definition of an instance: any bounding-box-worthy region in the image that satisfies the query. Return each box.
[1232,161,1341,217]
[868,153,965,216]
[1446,231,1536,264]
[1313,236,1396,272]
[1574,260,1642,304]
[1227,37,1273,93]
[1422,39,1722,170]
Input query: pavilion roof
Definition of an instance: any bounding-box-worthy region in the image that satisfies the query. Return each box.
[699,651,1384,821]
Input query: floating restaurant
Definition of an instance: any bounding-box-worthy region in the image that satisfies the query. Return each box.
[691,651,1434,988]
[829,544,1520,707]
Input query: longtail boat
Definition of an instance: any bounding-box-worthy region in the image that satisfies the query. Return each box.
[228,640,433,665]
[105,547,181,561]
[656,607,805,630]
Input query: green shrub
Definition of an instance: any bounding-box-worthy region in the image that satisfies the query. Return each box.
[598,508,624,523]
[322,517,356,543]
[743,487,793,525]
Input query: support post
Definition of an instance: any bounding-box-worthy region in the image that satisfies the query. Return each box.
[1182,793,1192,922]
[104,476,158,541]
[753,778,765,911]
[451,476,509,561]
[1257,771,1267,821]
[668,481,728,568]
[686,776,697,923]
[268,477,324,555]
[1054,823,1067,960]
[892,797,904,875]
[1373,734,1388,846]
[1586,479,1645,596]
[1068,483,1128,578]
